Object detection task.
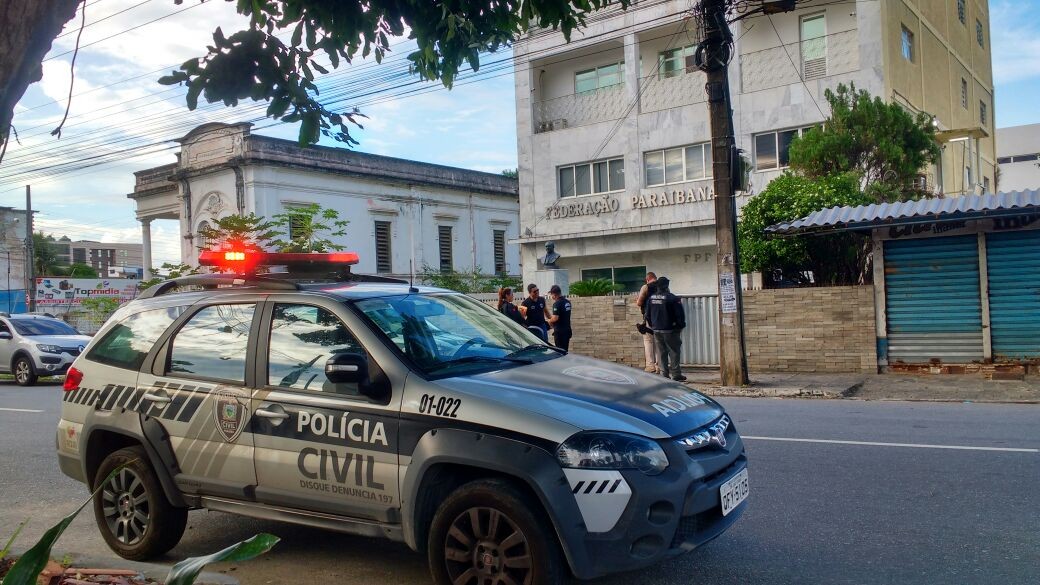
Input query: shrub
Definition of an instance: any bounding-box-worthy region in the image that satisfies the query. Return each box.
[568,278,622,297]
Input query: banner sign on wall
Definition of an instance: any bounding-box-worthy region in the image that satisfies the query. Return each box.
[34,278,139,307]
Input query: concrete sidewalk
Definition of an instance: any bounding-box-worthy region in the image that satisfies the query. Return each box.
[681,369,1040,403]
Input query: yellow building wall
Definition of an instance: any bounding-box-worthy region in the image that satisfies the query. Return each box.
[883,0,995,194]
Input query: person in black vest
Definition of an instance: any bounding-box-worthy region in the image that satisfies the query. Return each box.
[497,287,524,326]
[646,277,687,381]
[548,284,572,352]
[520,283,550,342]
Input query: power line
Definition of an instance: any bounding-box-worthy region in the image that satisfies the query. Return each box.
[2,13,690,180]
[55,0,157,40]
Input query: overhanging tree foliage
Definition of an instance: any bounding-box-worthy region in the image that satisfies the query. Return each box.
[738,173,874,286]
[787,83,941,202]
[1,0,632,157]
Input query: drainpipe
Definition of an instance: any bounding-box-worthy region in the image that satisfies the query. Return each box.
[232,163,245,213]
[469,193,477,271]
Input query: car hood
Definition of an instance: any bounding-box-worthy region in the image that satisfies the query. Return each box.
[446,353,724,439]
[26,334,91,348]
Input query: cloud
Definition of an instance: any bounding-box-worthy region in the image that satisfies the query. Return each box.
[991,0,1040,84]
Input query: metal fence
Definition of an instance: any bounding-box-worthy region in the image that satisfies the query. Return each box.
[679,294,720,367]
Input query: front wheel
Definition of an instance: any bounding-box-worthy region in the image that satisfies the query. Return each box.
[92,446,187,560]
[428,479,563,585]
[13,356,37,386]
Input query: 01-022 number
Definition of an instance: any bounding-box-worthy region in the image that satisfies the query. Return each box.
[419,394,461,418]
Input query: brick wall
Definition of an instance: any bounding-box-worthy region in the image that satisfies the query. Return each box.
[484,286,878,373]
[742,285,877,374]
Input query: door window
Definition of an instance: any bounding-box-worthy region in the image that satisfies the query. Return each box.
[168,304,255,383]
[267,304,366,394]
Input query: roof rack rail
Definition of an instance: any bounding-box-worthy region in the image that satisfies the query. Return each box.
[137,274,300,300]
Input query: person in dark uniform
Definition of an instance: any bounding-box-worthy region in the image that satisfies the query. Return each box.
[520,283,550,342]
[547,284,572,352]
[646,277,687,381]
[497,287,525,326]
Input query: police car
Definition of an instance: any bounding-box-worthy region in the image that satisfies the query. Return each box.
[56,250,748,585]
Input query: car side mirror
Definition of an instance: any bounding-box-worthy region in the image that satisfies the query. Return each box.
[0,331,11,340]
[325,352,369,385]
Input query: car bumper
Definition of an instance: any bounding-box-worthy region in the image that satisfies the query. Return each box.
[560,433,748,580]
[34,354,76,375]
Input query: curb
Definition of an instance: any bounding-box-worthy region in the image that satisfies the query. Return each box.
[850,397,1040,405]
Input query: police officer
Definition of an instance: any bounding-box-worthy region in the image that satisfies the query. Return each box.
[547,284,572,352]
[636,272,659,373]
[645,277,687,381]
[520,283,550,342]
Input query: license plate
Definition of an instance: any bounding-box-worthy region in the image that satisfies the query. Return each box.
[720,468,749,516]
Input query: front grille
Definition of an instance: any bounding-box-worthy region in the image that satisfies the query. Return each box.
[670,508,721,548]
[60,347,82,356]
[675,415,730,451]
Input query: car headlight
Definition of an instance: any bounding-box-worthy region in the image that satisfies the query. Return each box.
[36,344,62,354]
[557,432,669,475]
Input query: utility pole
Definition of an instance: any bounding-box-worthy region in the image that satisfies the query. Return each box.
[696,0,749,386]
[25,185,35,313]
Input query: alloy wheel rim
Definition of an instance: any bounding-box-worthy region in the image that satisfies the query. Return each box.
[444,506,532,585]
[101,468,150,545]
[15,361,28,382]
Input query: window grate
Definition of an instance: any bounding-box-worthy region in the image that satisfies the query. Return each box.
[493,230,506,275]
[374,221,392,274]
[438,225,453,273]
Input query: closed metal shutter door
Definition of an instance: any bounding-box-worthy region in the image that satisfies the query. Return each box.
[986,230,1040,360]
[885,235,983,363]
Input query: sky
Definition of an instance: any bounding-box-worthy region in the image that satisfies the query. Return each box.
[0,0,1037,267]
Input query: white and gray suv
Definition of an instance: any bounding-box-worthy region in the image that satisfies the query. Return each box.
[55,255,748,585]
[0,313,91,386]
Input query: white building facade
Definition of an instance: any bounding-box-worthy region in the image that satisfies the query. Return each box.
[997,123,1040,193]
[130,123,520,279]
[514,0,995,293]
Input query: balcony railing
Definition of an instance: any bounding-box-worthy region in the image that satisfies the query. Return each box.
[534,84,628,133]
[740,29,860,94]
[640,70,707,113]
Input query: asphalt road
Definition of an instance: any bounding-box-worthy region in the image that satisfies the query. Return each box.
[1,382,1038,585]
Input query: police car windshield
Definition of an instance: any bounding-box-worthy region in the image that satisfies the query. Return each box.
[10,318,80,336]
[355,293,558,375]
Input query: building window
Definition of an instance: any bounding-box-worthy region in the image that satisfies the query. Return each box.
[800,14,827,79]
[438,225,453,273]
[997,156,1012,164]
[900,26,914,62]
[957,0,966,24]
[374,221,392,274]
[580,266,647,294]
[754,127,814,171]
[659,45,696,79]
[976,20,984,48]
[558,158,624,197]
[286,207,308,242]
[983,176,990,192]
[980,101,987,126]
[644,142,713,187]
[961,78,968,109]
[493,230,506,274]
[575,61,624,93]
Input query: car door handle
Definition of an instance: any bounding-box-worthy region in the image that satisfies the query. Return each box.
[142,392,171,404]
[254,408,289,420]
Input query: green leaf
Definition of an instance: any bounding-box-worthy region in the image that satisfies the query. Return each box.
[2,467,117,585]
[186,82,204,110]
[164,534,279,585]
[1,520,27,561]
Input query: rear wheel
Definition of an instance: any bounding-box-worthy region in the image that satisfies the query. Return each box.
[92,446,187,560]
[13,356,36,386]
[428,479,563,585]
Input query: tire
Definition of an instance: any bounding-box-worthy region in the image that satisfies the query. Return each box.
[92,446,187,561]
[13,356,37,386]
[428,479,563,585]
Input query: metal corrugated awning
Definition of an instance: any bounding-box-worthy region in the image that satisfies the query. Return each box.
[765,190,1040,236]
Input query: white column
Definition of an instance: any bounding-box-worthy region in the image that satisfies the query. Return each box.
[141,220,153,280]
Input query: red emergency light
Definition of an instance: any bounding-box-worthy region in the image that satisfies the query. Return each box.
[199,249,360,274]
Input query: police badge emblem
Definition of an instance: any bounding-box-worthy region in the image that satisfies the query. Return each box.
[213,387,247,442]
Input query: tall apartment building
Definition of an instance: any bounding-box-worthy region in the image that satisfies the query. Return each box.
[513,0,995,293]
[996,123,1040,192]
[46,239,144,278]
